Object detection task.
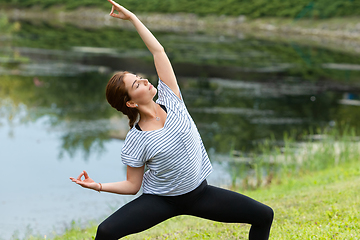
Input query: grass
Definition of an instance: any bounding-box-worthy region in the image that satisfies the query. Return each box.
[229,126,360,191]
[256,162,360,239]
[25,159,360,240]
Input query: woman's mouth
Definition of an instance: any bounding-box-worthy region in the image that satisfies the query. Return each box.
[149,84,153,90]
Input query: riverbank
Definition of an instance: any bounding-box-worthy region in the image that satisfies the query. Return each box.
[5,7,360,39]
[25,161,360,239]
[4,7,360,56]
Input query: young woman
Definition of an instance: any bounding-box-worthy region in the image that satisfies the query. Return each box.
[70,1,274,239]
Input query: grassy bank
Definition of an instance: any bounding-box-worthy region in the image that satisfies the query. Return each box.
[1,0,359,19]
[24,160,360,240]
[228,126,360,191]
[4,7,360,41]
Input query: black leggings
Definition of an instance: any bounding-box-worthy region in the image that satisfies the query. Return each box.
[95,180,274,240]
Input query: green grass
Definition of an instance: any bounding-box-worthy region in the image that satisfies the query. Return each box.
[26,160,360,240]
[230,127,360,191]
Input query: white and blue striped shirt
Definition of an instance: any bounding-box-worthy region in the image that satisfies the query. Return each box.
[121,79,212,196]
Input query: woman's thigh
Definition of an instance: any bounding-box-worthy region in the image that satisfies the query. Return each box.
[95,194,178,240]
[187,185,273,225]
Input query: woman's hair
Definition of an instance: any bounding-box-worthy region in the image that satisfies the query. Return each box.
[106,71,139,128]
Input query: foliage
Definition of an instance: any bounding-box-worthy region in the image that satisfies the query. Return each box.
[0,0,359,19]
[0,12,20,35]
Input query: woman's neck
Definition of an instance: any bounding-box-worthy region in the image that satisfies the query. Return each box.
[138,101,159,122]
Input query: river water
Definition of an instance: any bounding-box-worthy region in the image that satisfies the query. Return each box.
[1,15,360,239]
[0,113,230,239]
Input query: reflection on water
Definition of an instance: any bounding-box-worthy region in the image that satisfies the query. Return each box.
[1,18,360,238]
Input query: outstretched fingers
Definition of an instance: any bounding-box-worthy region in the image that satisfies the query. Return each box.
[69,177,82,186]
[70,170,87,183]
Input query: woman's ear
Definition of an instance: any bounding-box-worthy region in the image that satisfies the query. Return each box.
[126,101,138,108]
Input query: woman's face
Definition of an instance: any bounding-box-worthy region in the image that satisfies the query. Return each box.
[123,73,157,106]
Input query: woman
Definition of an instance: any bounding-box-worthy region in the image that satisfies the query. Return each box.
[70,1,274,239]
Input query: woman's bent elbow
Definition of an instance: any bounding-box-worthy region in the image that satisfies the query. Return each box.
[130,189,139,195]
[128,184,141,195]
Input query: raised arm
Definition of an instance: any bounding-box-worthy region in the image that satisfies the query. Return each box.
[108,0,180,99]
[70,166,144,195]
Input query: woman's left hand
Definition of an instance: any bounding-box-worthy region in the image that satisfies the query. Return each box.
[70,170,100,191]
[107,0,134,20]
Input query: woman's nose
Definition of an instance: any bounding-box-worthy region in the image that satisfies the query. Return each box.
[143,79,149,85]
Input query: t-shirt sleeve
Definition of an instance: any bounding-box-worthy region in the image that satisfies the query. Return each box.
[121,152,145,168]
[121,130,146,168]
[156,79,184,111]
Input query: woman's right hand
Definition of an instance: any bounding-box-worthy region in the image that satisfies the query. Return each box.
[107,0,134,20]
[70,170,100,191]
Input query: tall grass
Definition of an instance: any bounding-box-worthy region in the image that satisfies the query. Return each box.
[230,125,360,190]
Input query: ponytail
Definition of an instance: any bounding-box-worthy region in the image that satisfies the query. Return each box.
[106,71,139,128]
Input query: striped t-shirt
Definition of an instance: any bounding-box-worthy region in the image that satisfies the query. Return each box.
[121,79,212,196]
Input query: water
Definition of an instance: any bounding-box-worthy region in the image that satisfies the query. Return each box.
[1,16,360,238]
[0,112,231,239]
[1,115,131,239]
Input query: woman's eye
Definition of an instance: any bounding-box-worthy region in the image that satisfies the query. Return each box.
[137,83,140,88]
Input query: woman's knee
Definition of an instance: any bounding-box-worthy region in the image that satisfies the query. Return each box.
[95,221,118,240]
[262,205,274,225]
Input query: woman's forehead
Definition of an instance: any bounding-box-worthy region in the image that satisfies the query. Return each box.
[124,73,136,81]
[124,73,136,84]
[124,73,137,88]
